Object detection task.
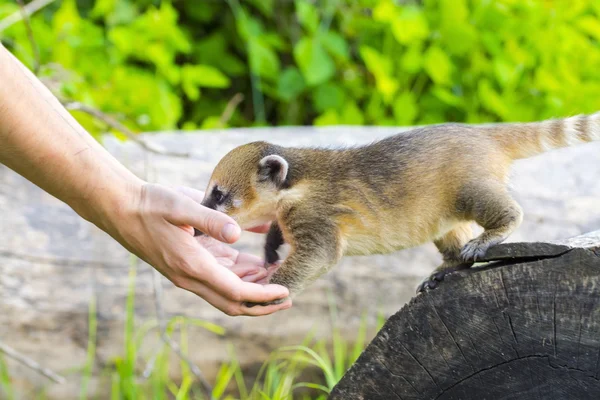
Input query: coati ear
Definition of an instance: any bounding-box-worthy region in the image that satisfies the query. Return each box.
[258,155,289,187]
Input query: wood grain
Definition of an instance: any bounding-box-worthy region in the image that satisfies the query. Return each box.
[330,231,600,400]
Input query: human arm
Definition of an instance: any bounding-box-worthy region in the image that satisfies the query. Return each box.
[0,44,290,316]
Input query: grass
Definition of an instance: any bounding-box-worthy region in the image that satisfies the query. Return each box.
[0,258,386,400]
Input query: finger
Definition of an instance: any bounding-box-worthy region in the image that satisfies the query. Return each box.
[182,245,289,302]
[181,278,292,317]
[235,252,265,266]
[179,224,195,236]
[175,186,206,203]
[241,270,268,283]
[167,196,241,243]
[228,263,268,281]
[201,265,289,302]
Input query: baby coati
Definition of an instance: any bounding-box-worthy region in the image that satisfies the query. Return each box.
[197,113,600,307]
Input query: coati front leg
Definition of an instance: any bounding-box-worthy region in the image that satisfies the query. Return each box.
[244,207,342,308]
[459,182,523,262]
[417,224,474,293]
[264,223,284,266]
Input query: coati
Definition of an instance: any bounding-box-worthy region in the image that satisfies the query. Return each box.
[197,113,600,307]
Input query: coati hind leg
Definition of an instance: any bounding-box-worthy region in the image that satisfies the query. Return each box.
[244,207,342,308]
[417,224,474,293]
[459,182,523,262]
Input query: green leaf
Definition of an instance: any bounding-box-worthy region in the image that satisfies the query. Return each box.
[478,79,509,118]
[322,31,350,61]
[314,109,340,126]
[424,46,453,85]
[90,0,117,19]
[360,46,393,79]
[246,0,274,18]
[294,37,335,86]
[195,33,246,77]
[393,92,418,125]
[312,83,346,112]
[182,64,231,88]
[248,39,280,80]
[360,46,398,102]
[236,10,263,41]
[400,44,423,74]
[391,6,429,44]
[438,0,476,55]
[431,87,465,108]
[201,115,225,129]
[373,0,398,23]
[182,2,219,22]
[493,58,521,89]
[295,0,319,33]
[277,67,306,102]
[578,15,600,41]
[366,93,386,122]
[340,101,365,125]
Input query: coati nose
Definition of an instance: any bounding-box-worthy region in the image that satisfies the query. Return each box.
[201,198,216,210]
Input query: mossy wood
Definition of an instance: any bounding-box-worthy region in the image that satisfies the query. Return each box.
[330,230,600,400]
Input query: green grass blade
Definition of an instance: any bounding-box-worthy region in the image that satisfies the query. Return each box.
[175,376,193,400]
[351,314,368,364]
[278,345,335,388]
[0,354,14,400]
[291,382,330,394]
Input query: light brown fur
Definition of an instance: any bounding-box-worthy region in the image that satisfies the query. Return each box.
[200,112,600,305]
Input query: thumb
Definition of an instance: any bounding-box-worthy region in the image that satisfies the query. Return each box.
[167,196,241,243]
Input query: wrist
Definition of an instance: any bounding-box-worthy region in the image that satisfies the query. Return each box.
[70,167,145,235]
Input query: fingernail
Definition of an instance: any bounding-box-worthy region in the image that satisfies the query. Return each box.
[222,223,241,242]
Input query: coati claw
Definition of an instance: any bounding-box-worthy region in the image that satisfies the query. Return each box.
[460,238,491,262]
[416,270,447,293]
[243,297,287,308]
[416,263,473,294]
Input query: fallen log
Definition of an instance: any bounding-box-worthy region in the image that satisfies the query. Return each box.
[330,230,600,400]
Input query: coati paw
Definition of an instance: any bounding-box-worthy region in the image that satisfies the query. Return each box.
[265,246,280,265]
[243,297,288,308]
[416,263,473,294]
[460,238,491,262]
[416,270,448,293]
[193,228,206,237]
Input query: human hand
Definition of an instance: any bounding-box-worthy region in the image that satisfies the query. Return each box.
[0,47,289,317]
[99,182,291,316]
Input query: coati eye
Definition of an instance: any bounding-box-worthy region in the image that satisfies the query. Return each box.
[213,188,226,204]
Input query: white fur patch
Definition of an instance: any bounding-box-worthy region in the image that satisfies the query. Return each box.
[233,199,242,208]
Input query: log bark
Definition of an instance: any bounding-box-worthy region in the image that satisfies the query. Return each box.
[330,230,600,400]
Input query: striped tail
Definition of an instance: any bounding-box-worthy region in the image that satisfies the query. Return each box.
[490,112,600,160]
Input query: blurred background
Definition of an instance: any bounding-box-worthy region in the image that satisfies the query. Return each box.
[1,0,600,136]
[1,1,600,399]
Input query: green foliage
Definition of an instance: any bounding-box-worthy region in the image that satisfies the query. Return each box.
[1,0,599,135]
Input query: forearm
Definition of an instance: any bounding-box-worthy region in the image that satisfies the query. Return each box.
[0,44,142,230]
